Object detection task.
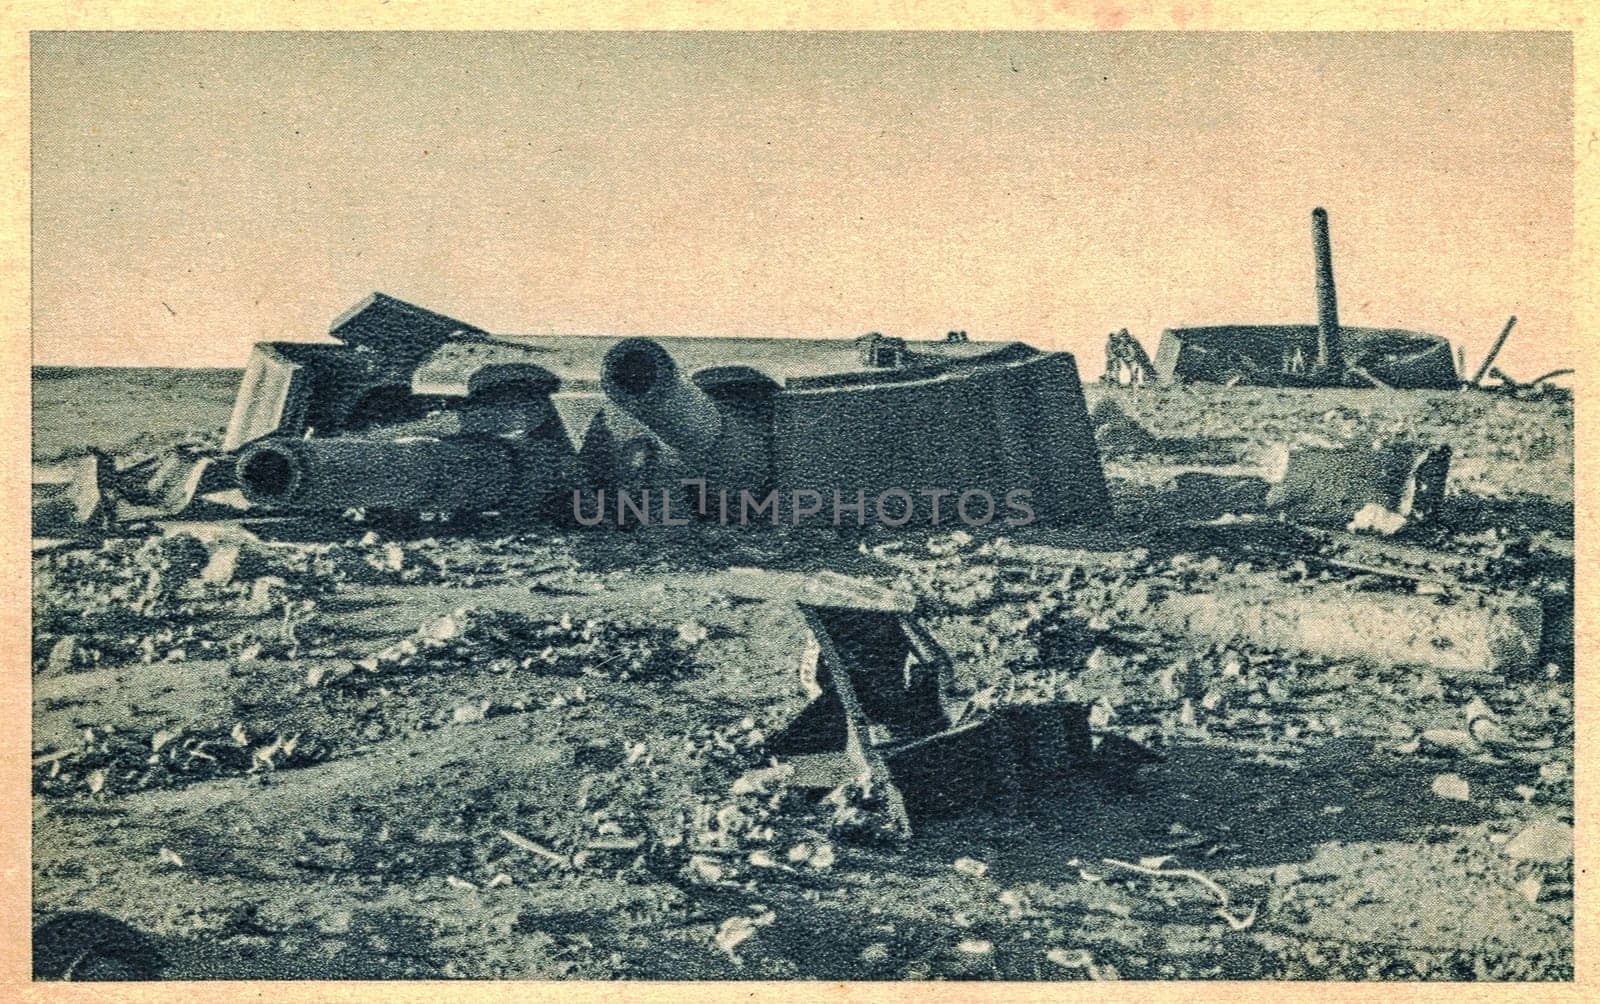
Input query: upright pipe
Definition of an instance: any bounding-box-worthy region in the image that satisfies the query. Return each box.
[1311,207,1344,373]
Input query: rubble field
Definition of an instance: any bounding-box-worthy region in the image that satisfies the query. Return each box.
[31,374,1573,980]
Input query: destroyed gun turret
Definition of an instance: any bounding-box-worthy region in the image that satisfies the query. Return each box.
[1152,208,1461,389]
[35,293,1110,532]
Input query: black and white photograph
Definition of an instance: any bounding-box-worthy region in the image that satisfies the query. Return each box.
[25,28,1577,983]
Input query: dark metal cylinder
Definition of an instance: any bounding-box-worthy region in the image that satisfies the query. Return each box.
[600,337,724,457]
[1311,207,1344,372]
[235,436,520,511]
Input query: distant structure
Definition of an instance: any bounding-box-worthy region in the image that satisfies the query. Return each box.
[1101,328,1156,385]
[1152,209,1459,389]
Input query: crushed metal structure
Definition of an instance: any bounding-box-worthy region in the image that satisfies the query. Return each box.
[1153,209,1460,389]
[764,573,1112,835]
[34,293,1109,531]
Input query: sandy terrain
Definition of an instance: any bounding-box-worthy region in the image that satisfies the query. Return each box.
[31,371,1573,980]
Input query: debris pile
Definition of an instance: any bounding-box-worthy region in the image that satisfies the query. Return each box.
[489,717,867,890]
[323,606,704,689]
[33,721,330,798]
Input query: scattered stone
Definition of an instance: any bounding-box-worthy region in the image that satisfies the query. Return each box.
[715,911,774,966]
[1431,774,1471,801]
[1348,503,1406,536]
[198,542,242,585]
[45,636,78,675]
[807,843,836,871]
[1419,729,1477,756]
[1271,863,1302,887]
[1502,818,1572,863]
[1047,947,1093,970]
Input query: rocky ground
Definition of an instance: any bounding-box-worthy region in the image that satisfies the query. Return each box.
[31,371,1574,980]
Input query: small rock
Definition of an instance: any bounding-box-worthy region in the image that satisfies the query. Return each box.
[420,611,467,643]
[998,889,1029,918]
[1538,762,1568,784]
[955,939,993,956]
[1348,503,1407,536]
[46,636,78,675]
[1271,863,1302,887]
[1431,773,1471,801]
[1502,818,1572,863]
[1419,729,1477,755]
[199,543,242,585]
[860,942,891,964]
[158,847,184,868]
[688,856,725,884]
[1047,947,1093,970]
[952,857,989,879]
[451,701,490,725]
[246,576,289,613]
[1518,877,1543,903]
[316,908,354,934]
[714,912,773,966]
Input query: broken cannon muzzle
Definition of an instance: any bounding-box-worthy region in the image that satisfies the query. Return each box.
[600,337,725,459]
[235,436,523,512]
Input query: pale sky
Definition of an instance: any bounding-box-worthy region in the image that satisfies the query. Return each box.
[31,32,1572,378]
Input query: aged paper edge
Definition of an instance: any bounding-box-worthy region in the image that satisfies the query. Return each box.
[0,1,1591,1000]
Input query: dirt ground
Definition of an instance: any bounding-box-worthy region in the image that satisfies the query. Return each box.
[30,371,1574,980]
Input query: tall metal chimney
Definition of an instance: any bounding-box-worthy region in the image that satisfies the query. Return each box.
[1311,207,1344,372]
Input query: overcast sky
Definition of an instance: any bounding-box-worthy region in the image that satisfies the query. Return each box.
[31,32,1572,378]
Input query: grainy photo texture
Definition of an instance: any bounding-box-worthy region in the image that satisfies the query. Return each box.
[29,31,1573,981]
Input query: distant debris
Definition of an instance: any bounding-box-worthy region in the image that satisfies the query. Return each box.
[1101,328,1155,385]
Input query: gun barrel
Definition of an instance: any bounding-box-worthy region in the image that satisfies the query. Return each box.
[1311,207,1344,371]
[235,436,520,511]
[600,337,724,457]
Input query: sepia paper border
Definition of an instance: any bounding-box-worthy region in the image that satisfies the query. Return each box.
[0,2,1591,1000]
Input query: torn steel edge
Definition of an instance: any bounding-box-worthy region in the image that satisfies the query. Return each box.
[761,572,1149,837]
